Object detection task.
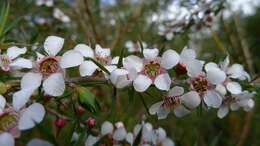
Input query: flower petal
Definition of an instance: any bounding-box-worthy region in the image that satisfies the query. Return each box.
[126,133,134,145]
[79,61,98,76]
[149,101,163,115]
[9,58,32,69]
[186,59,203,77]
[95,44,111,58]
[27,138,53,146]
[173,105,190,117]
[206,68,226,85]
[180,47,196,64]
[0,95,6,113]
[113,127,127,141]
[123,55,143,72]
[226,82,242,94]
[85,135,99,146]
[161,49,180,69]
[162,138,175,146]
[143,48,159,59]
[204,90,222,108]
[133,74,152,92]
[111,56,119,65]
[101,121,113,135]
[21,72,42,90]
[154,73,171,91]
[7,46,26,60]
[181,91,201,109]
[19,103,45,130]
[215,84,227,95]
[168,86,184,97]
[0,133,14,146]
[44,36,64,56]
[60,50,84,68]
[227,64,250,80]
[110,69,132,88]
[43,73,65,96]
[74,44,94,58]
[204,62,219,72]
[217,105,229,119]
[12,88,35,111]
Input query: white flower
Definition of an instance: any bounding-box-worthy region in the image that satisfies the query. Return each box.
[217,91,255,119]
[188,60,226,108]
[0,103,45,146]
[35,0,54,7]
[124,48,180,92]
[53,8,70,23]
[12,36,70,110]
[149,86,201,119]
[0,46,32,71]
[110,67,137,88]
[27,138,53,146]
[125,40,147,53]
[60,44,118,77]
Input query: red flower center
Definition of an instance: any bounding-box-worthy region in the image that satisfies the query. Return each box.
[38,56,61,76]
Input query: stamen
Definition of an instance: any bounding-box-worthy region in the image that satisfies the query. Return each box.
[143,60,161,78]
[161,96,181,109]
[191,75,209,96]
[38,57,60,75]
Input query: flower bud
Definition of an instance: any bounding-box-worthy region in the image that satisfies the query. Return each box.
[76,106,86,115]
[86,117,96,128]
[55,118,65,128]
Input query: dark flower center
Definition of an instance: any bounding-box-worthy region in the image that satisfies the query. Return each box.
[0,111,18,132]
[39,57,60,75]
[161,96,181,109]
[191,75,209,95]
[144,61,161,78]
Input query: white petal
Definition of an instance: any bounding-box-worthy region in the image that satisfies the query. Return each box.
[95,44,111,58]
[227,64,250,80]
[111,56,119,65]
[162,138,175,146]
[180,47,196,63]
[186,59,203,77]
[21,72,42,90]
[7,46,26,60]
[0,133,14,146]
[110,69,132,88]
[126,133,134,145]
[174,105,190,117]
[204,90,222,108]
[0,95,6,113]
[44,36,64,56]
[101,121,113,135]
[156,127,167,141]
[168,86,184,97]
[36,52,45,61]
[133,75,152,92]
[149,101,163,115]
[43,73,65,96]
[220,56,230,71]
[113,127,127,141]
[161,49,180,69]
[204,62,219,72]
[217,105,229,119]
[27,138,53,146]
[10,58,32,69]
[12,88,35,111]
[79,61,98,76]
[226,82,242,94]
[154,73,171,91]
[19,103,45,130]
[181,91,201,109]
[157,108,171,119]
[143,48,159,59]
[243,99,254,111]
[215,84,227,95]
[230,103,240,111]
[85,135,99,146]
[60,50,84,68]
[74,44,94,58]
[123,55,143,72]
[206,68,226,85]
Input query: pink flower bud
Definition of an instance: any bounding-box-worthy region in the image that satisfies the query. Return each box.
[86,117,96,128]
[55,118,65,128]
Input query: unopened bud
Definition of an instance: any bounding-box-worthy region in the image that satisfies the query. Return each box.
[55,118,65,128]
[76,106,86,115]
[175,63,187,75]
[86,117,96,128]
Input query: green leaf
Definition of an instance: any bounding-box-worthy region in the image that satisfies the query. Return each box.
[57,122,76,146]
[77,86,97,112]
[0,2,9,41]
[117,47,125,68]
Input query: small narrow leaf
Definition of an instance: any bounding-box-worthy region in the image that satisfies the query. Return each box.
[77,86,97,112]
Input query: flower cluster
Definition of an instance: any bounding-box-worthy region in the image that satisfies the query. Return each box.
[0,36,255,146]
[85,121,174,146]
